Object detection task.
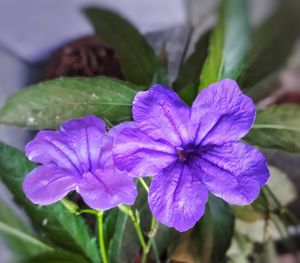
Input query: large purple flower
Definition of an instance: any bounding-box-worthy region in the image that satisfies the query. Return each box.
[23,115,137,210]
[113,79,270,232]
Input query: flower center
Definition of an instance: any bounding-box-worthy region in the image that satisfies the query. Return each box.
[176,145,199,163]
[177,149,185,161]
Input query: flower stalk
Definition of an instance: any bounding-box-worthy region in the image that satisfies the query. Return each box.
[97,211,108,263]
[141,217,158,263]
[119,204,147,251]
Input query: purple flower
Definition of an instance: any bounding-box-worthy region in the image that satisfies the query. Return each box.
[113,79,270,232]
[23,115,137,210]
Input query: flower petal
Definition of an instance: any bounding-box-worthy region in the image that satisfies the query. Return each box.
[191,79,255,145]
[23,166,77,205]
[132,84,192,145]
[196,142,270,205]
[148,163,208,232]
[78,168,137,210]
[113,124,177,177]
[25,130,81,174]
[61,115,106,171]
[99,122,132,169]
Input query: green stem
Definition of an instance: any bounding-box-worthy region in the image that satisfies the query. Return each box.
[60,198,79,214]
[142,217,159,263]
[97,211,108,263]
[264,186,283,209]
[119,205,147,250]
[104,118,113,128]
[77,209,99,216]
[139,178,149,192]
[138,178,160,263]
[265,186,300,226]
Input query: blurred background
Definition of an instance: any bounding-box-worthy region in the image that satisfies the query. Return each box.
[0,0,300,262]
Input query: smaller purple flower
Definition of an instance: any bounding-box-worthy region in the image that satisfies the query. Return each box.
[23,115,137,210]
[113,79,270,232]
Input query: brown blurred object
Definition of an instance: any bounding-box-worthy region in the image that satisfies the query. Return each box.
[133,255,155,263]
[279,252,300,263]
[274,91,300,104]
[43,36,123,80]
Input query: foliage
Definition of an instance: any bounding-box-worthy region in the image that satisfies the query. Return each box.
[0,0,299,262]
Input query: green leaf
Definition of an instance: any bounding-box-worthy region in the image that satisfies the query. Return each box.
[170,196,234,263]
[227,232,253,259]
[0,142,99,263]
[232,189,269,223]
[84,7,157,86]
[0,77,141,129]
[265,166,297,209]
[232,204,265,223]
[0,198,52,260]
[153,223,175,258]
[173,30,210,105]
[107,210,131,263]
[199,0,250,90]
[23,251,90,263]
[240,3,299,89]
[245,104,300,152]
[235,215,285,243]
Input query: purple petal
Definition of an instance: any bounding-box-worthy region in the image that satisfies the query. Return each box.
[61,115,106,171]
[99,122,132,169]
[191,79,256,145]
[25,130,81,174]
[113,124,177,177]
[148,163,208,232]
[78,168,137,210]
[196,142,269,205]
[23,166,77,205]
[132,84,192,145]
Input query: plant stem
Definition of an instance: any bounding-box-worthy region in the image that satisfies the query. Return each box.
[97,211,108,263]
[60,198,79,214]
[77,209,99,216]
[139,178,149,192]
[138,178,160,263]
[142,217,159,263]
[119,205,147,250]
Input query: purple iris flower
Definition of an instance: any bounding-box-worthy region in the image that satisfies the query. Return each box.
[23,115,137,210]
[113,79,270,232]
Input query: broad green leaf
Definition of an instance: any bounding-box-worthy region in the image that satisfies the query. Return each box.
[84,8,157,86]
[240,2,299,89]
[23,251,90,263]
[199,0,250,90]
[0,77,141,129]
[0,142,99,263]
[0,197,52,260]
[245,105,300,152]
[173,30,210,105]
[170,196,234,263]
